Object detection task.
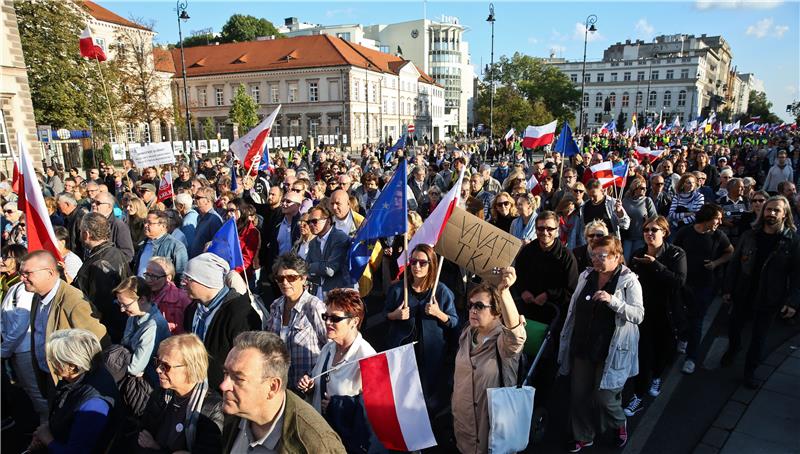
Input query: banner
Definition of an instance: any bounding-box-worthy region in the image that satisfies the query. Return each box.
[131,142,176,168]
[281,137,289,148]
[434,207,522,285]
[198,140,209,154]
[111,143,126,161]
[209,140,220,154]
[172,141,184,155]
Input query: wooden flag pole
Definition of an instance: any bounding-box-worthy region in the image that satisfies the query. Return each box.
[429,253,444,300]
[402,232,409,309]
[93,57,119,148]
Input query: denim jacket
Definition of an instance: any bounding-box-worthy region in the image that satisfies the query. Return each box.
[133,234,188,281]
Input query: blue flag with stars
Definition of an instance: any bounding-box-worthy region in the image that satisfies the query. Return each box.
[383,134,406,165]
[348,161,408,284]
[207,218,244,270]
[554,123,580,157]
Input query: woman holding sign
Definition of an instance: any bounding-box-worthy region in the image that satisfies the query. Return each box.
[384,244,459,415]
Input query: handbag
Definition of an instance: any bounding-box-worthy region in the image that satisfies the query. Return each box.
[486,343,535,454]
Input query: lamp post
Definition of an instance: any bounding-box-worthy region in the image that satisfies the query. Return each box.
[578,14,597,135]
[176,0,194,168]
[365,64,370,146]
[486,4,495,140]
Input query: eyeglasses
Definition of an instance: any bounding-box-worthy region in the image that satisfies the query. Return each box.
[3,210,14,214]
[281,200,297,206]
[153,358,186,374]
[574,189,585,193]
[290,188,303,193]
[497,201,511,207]
[322,313,353,324]
[143,272,166,280]
[307,217,328,226]
[468,302,493,312]
[410,259,430,267]
[91,201,111,207]
[586,233,606,239]
[19,268,51,278]
[536,226,558,233]
[274,274,303,283]
[193,196,207,202]
[590,252,611,260]
[144,221,165,226]
[643,227,662,234]
[751,199,766,203]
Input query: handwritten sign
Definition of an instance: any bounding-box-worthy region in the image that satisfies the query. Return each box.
[434,207,522,284]
[130,142,176,168]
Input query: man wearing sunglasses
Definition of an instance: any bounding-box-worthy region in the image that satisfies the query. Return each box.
[91,192,134,261]
[306,206,352,297]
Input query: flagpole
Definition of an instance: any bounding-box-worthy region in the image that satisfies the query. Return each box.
[93,56,119,151]
[430,253,444,297]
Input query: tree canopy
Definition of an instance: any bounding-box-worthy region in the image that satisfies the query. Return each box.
[228,84,259,135]
[179,33,218,48]
[220,14,282,43]
[746,90,781,124]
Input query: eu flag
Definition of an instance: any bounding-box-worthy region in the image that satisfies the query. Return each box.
[348,161,408,284]
[207,218,244,270]
[230,161,238,192]
[554,123,580,157]
[384,134,406,165]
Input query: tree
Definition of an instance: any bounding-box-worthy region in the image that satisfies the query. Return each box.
[202,117,216,140]
[475,85,535,134]
[15,0,121,135]
[179,33,218,48]
[617,111,628,129]
[220,14,282,43]
[114,19,172,140]
[228,84,259,135]
[746,90,780,124]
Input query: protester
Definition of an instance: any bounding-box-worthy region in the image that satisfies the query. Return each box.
[123,195,149,247]
[92,192,135,261]
[510,192,539,242]
[189,187,224,258]
[621,176,657,262]
[145,256,192,334]
[226,199,261,283]
[53,226,83,283]
[668,173,705,231]
[489,191,518,233]
[306,205,352,296]
[133,210,188,281]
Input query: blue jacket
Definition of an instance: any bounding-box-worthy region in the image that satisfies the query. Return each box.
[180,209,199,248]
[306,227,353,293]
[190,210,223,258]
[133,234,188,281]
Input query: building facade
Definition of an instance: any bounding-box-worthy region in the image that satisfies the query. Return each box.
[550,34,753,132]
[280,16,474,137]
[169,34,444,149]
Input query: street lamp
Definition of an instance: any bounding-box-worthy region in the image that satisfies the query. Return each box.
[176,0,194,168]
[578,14,597,135]
[486,3,495,140]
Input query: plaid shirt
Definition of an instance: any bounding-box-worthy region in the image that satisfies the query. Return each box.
[266,291,328,387]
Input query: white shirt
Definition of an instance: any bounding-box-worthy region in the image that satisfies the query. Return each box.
[231,394,286,454]
[334,213,355,237]
[310,333,376,412]
[34,279,61,371]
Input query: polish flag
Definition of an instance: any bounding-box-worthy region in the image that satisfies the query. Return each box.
[527,171,547,196]
[15,137,61,260]
[504,128,515,142]
[359,344,436,451]
[633,146,665,163]
[10,147,20,194]
[521,120,557,149]
[79,27,107,62]
[590,161,620,188]
[157,171,174,202]
[230,104,281,175]
[398,168,466,271]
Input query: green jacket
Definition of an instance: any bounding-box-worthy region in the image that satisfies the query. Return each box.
[222,391,346,454]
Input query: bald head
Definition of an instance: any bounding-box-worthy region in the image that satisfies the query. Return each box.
[330,189,351,220]
[20,251,59,296]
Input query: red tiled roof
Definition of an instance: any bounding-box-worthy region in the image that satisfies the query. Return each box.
[153,47,175,73]
[83,1,151,31]
[168,34,438,85]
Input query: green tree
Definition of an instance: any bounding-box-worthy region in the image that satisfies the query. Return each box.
[746,90,780,124]
[179,33,218,48]
[202,117,216,140]
[475,85,535,134]
[15,0,121,136]
[228,84,259,135]
[220,14,282,43]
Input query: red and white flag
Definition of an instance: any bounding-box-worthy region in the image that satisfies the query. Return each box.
[521,120,557,149]
[590,161,615,188]
[503,128,515,142]
[15,137,61,260]
[230,104,281,175]
[359,344,436,451]
[157,171,174,202]
[79,26,107,62]
[398,169,466,271]
[10,147,20,194]
[527,171,547,196]
[633,146,665,163]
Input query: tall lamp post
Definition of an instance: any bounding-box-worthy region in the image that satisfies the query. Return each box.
[486,4,495,139]
[176,0,194,168]
[578,14,597,135]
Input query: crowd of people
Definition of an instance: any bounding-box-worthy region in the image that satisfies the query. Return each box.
[0,125,798,453]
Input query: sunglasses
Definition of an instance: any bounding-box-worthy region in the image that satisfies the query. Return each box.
[496,201,511,207]
[536,226,558,233]
[751,199,766,203]
[643,227,662,234]
[468,302,493,312]
[410,259,430,267]
[307,218,328,226]
[153,358,186,374]
[143,272,166,280]
[322,313,353,324]
[590,252,611,260]
[275,274,303,283]
[586,233,605,239]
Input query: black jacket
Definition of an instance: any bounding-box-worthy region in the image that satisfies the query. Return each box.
[512,239,579,315]
[107,214,135,261]
[183,290,262,390]
[63,206,88,258]
[139,387,224,454]
[629,243,687,335]
[724,227,800,310]
[74,242,131,343]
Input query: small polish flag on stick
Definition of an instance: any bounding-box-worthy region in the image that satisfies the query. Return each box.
[230,104,281,175]
[633,146,665,164]
[527,172,547,196]
[359,343,437,451]
[16,137,62,260]
[521,120,557,149]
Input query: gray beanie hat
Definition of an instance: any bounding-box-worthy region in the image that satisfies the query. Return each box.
[183,253,230,289]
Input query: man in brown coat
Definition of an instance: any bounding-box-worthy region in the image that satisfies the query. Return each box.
[24,250,108,396]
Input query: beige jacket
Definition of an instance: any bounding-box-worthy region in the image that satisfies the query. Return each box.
[452,317,526,454]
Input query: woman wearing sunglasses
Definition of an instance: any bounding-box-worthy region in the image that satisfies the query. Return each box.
[572,220,610,272]
[489,191,518,233]
[265,253,327,393]
[296,289,377,452]
[384,244,458,415]
[452,267,525,454]
[624,216,687,417]
[225,198,261,285]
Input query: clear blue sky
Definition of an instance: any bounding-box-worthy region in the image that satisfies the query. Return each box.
[99,0,799,121]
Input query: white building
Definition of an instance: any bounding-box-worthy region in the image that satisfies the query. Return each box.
[279,16,474,137]
[732,73,766,115]
[550,34,744,131]
[168,34,445,148]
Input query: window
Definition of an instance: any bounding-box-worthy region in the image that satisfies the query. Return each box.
[624,72,631,81]
[371,83,377,103]
[250,85,260,104]
[198,87,207,107]
[309,119,318,137]
[583,73,590,82]
[594,113,603,123]
[570,74,578,83]
[648,90,657,107]
[666,70,674,80]
[353,81,360,101]
[289,119,300,136]
[681,69,689,79]
[611,62,619,67]
[663,91,672,107]
[308,82,318,102]
[610,72,618,82]
[215,87,224,106]
[336,32,351,41]
[596,73,604,82]
[126,123,137,142]
[288,82,298,102]
[271,85,279,103]
[637,71,645,81]
[141,123,150,143]
[635,91,643,107]
[582,92,589,107]
[651,70,659,80]
[609,92,616,108]
[678,90,687,106]
[624,61,633,66]
[621,92,630,107]
[595,92,603,108]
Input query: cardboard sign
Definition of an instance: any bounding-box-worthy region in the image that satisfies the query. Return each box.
[110,143,126,161]
[198,140,209,154]
[171,141,184,154]
[209,140,220,154]
[434,207,522,284]
[131,142,176,168]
